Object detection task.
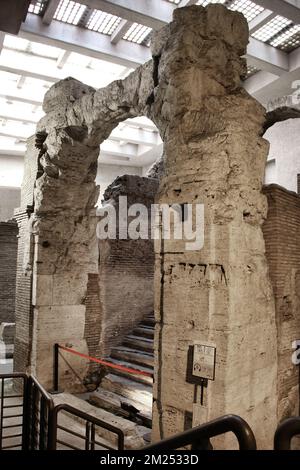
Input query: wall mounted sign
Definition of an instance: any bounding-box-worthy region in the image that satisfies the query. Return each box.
[186,343,216,385]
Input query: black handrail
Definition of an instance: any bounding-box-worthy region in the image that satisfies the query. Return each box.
[48,403,125,450]
[274,417,300,450]
[143,414,257,450]
[0,373,125,450]
[0,373,28,451]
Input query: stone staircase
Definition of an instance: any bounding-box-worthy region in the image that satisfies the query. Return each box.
[87,312,155,430]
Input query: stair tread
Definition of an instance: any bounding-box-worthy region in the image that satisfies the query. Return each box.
[90,388,152,422]
[101,373,152,410]
[103,357,153,386]
[105,357,153,374]
[125,335,154,344]
[111,346,154,357]
[133,327,154,336]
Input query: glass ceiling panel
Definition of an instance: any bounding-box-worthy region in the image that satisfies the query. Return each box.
[28,1,47,15]
[54,0,86,25]
[252,15,292,42]
[123,23,152,44]
[86,9,122,34]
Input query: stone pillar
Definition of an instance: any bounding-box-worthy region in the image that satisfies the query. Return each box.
[14,79,100,390]
[150,5,277,449]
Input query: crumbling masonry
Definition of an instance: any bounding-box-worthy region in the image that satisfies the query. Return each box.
[14,4,296,449]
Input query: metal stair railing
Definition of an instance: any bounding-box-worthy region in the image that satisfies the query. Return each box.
[0,372,125,450]
[143,414,257,450]
[274,417,300,450]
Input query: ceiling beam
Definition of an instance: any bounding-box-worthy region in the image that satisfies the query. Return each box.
[0,93,42,106]
[246,37,289,75]
[20,13,151,69]
[0,148,25,157]
[252,0,300,23]
[0,113,37,124]
[179,0,198,6]
[73,0,175,30]
[110,19,133,45]
[0,130,28,141]
[0,63,57,84]
[56,50,71,69]
[110,126,159,146]
[17,76,27,88]
[244,46,300,104]
[249,10,276,33]
[42,0,60,25]
[0,32,5,54]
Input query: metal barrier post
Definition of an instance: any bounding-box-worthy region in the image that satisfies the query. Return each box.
[53,343,59,393]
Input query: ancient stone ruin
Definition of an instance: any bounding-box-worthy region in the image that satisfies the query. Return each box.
[12,4,300,449]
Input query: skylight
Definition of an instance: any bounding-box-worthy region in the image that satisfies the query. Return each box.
[229,0,264,22]
[28,1,47,15]
[252,15,292,43]
[245,65,260,79]
[123,23,152,44]
[270,25,300,52]
[54,0,86,25]
[196,1,227,7]
[86,10,122,35]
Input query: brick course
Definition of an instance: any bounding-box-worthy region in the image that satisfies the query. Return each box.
[263,184,300,420]
[0,220,18,324]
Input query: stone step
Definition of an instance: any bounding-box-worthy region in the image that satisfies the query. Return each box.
[104,358,153,386]
[133,327,154,339]
[101,373,152,411]
[123,335,154,353]
[140,318,155,327]
[89,388,152,428]
[53,392,149,450]
[111,346,154,369]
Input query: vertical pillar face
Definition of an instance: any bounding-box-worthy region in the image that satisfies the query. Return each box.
[151,5,277,449]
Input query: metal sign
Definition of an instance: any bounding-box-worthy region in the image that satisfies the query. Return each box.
[192,344,216,381]
[186,343,216,385]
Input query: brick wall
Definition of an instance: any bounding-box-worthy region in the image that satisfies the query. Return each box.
[263,184,300,420]
[93,175,158,357]
[0,220,18,324]
[84,273,102,369]
[13,136,38,374]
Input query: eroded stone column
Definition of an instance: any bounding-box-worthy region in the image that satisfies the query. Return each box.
[15,68,154,390]
[150,5,277,449]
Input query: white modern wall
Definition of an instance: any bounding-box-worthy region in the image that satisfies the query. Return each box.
[96,162,142,203]
[264,118,300,193]
[0,155,23,220]
[0,155,24,188]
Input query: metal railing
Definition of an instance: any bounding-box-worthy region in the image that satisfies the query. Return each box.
[0,373,28,450]
[274,417,300,450]
[2,373,300,451]
[143,414,257,450]
[49,403,124,450]
[25,375,55,450]
[0,373,125,450]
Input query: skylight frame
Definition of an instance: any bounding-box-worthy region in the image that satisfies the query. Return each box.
[28,1,47,15]
[123,23,153,45]
[85,9,123,35]
[53,0,87,25]
[252,15,293,43]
